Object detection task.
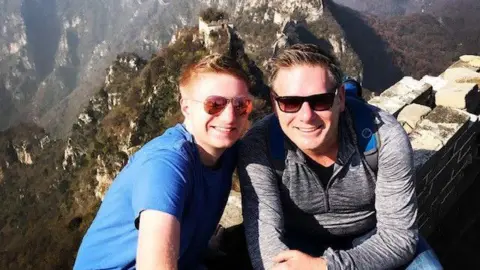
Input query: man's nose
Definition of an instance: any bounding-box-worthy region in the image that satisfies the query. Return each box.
[218,102,236,122]
[299,101,316,122]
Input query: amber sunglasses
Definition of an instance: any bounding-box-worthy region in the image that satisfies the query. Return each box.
[187,95,253,116]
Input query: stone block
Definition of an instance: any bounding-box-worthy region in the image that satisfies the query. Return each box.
[429,156,463,200]
[397,104,432,134]
[416,170,432,195]
[417,190,427,208]
[410,106,470,175]
[423,106,471,153]
[460,55,480,68]
[219,191,243,227]
[443,67,480,85]
[435,83,479,112]
[434,163,472,220]
[368,96,405,117]
[444,59,480,73]
[368,76,432,116]
[454,131,476,162]
[421,75,447,92]
[419,216,434,238]
[410,127,443,173]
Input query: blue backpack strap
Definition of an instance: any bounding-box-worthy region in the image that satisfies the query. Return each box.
[345,96,380,174]
[268,116,286,177]
[343,78,363,98]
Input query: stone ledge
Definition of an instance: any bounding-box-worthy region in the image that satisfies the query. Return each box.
[421,75,447,92]
[435,83,479,112]
[368,76,432,116]
[443,59,480,73]
[397,104,432,134]
[460,55,480,68]
[220,191,243,227]
[423,106,471,155]
[443,67,480,85]
[410,106,470,172]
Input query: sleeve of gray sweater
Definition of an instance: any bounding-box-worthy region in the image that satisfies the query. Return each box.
[237,117,289,270]
[323,110,419,270]
[238,111,419,270]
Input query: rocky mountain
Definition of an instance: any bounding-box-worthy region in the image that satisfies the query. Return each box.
[321,0,480,92]
[1,0,479,269]
[0,2,366,267]
[331,0,462,16]
[0,0,217,137]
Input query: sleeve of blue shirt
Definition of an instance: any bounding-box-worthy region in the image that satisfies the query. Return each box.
[131,150,191,229]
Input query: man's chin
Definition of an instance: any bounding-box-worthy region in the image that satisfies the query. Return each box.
[211,139,237,150]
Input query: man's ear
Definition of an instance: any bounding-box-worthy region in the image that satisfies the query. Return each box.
[338,84,346,112]
[180,98,190,118]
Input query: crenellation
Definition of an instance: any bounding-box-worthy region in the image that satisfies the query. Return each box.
[442,59,480,73]
[443,67,480,84]
[435,82,479,112]
[362,54,480,237]
[397,104,432,134]
[368,76,433,117]
[460,55,480,68]
[368,96,405,116]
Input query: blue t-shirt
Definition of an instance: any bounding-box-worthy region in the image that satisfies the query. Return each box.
[73,124,236,270]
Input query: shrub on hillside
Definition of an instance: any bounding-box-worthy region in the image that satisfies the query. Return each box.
[200,7,229,23]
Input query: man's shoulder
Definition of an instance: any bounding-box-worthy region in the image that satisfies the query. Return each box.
[238,114,278,161]
[242,113,276,143]
[136,124,194,161]
[370,106,413,159]
[121,124,195,178]
[373,107,407,139]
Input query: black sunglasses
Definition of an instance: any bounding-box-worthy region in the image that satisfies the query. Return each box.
[271,89,338,113]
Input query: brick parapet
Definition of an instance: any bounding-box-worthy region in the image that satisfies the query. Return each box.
[367,55,480,237]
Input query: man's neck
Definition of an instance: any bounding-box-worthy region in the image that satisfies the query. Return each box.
[303,142,339,167]
[196,145,224,167]
[183,120,224,167]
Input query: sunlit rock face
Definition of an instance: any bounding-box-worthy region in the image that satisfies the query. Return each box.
[0,0,211,136]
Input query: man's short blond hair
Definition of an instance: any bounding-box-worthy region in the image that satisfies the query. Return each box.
[269,43,343,91]
[178,54,250,96]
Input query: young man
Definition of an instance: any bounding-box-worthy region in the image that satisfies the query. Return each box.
[237,44,442,270]
[74,54,253,270]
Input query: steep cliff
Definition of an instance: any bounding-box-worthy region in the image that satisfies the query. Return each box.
[0,0,212,137]
[0,13,270,266]
[2,1,478,269]
[0,0,366,139]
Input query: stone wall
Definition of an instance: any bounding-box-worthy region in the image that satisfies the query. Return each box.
[220,55,480,239]
[368,55,480,237]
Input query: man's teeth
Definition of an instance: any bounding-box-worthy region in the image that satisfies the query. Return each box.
[297,127,320,132]
[214,127,235,132]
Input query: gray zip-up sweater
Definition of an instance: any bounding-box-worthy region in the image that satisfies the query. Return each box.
[237,108,419,270]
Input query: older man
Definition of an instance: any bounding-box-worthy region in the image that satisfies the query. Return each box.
[238,44,441,270]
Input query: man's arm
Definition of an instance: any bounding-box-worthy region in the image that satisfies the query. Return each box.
[237,122,289,270]
[132,151,191,269]
[137,210,180,270]
[323,112,419,269]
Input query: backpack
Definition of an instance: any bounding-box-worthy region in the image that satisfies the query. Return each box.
[268,79,380,179]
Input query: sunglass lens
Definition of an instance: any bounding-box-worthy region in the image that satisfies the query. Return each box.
[233,97,252,115]
[277,97,303,113]
[204,96,228,115]
[311,93,335,111]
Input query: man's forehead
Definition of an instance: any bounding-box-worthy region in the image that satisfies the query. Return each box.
[273,65,335,94]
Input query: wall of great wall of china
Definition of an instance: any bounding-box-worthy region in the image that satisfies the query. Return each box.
[220,55,480,238]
